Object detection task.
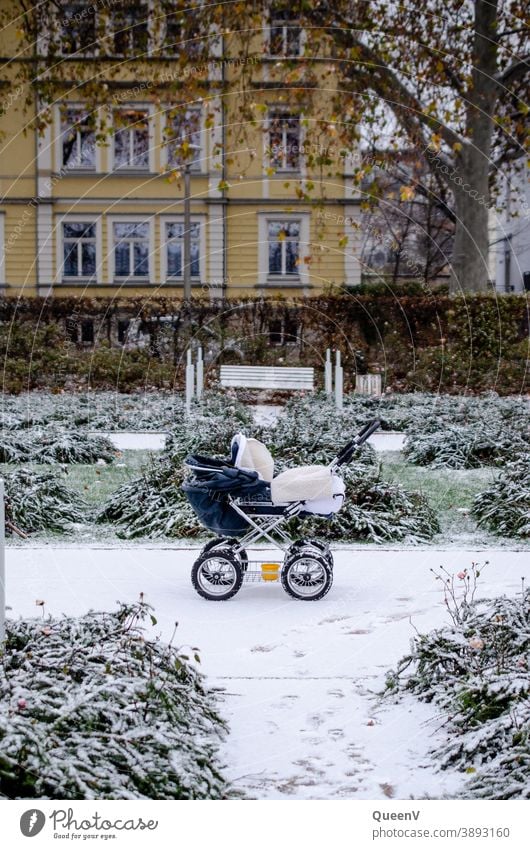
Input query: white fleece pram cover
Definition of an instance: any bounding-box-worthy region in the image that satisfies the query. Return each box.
[231,434,345,515]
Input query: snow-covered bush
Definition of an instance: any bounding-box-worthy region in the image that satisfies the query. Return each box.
[264,394,376,466]
[4,469,88,533]
[96,461,202,539]
[387,566,530,799]
[472,461,530,538]
[30,428,116,464]
[0,432,32,463]
[287,465,440,544]
[343,392,530,437]
[404,424,529,469]
[0,390,253,434]
[0,600,229,799]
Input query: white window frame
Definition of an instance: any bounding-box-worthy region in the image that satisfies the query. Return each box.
[161,105,205,173]
[258,212,310,288]
[160,215,206,284]
[57,104,98,172]
[108,215,154,284]
[112,105,154,172]
[266,8,305,57]
[55,214,102,284]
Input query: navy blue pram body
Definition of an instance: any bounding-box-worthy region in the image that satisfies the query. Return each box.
[182,453,270,537]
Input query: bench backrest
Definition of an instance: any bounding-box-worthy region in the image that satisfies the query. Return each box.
[220,365,314,390]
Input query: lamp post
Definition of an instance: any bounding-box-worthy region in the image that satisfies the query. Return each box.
[182,144,201,301]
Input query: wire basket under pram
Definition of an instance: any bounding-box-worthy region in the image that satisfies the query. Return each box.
[182,419,380,601]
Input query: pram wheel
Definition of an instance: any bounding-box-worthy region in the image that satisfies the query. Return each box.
[281,552,333,601]
[286,538,333,570]
[192,548,243,601]
[201,537,248,570]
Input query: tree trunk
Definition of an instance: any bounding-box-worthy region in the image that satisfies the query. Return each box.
[449,0,498,294]
[449,152,491,293]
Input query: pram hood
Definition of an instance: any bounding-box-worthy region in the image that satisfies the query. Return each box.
[231,433,274,482]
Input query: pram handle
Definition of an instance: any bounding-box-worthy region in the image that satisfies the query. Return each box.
[330,418,381,468]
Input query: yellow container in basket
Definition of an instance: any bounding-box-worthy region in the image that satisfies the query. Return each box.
[261,563,280,581]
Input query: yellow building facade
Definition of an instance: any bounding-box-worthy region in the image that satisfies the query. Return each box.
[0,1,362,299]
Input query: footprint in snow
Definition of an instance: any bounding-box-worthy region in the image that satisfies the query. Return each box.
[327,688,345,699]
[250,644,277,653]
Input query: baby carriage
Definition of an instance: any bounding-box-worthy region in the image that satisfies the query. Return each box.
[182,418,380,601]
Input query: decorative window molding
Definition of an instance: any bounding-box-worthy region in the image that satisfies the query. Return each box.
[55,214,102,284]
[107,215,154,284]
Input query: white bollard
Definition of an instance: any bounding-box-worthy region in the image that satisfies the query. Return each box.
[196,346,204,401]
[0,479,5,644]
[185,349,195,414]
[324,348,333,396]
[334,350,343,411]
[355,373,382,397]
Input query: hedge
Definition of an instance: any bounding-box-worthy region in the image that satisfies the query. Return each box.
[0,294,527,393]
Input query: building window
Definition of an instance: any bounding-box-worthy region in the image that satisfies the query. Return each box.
[269,6,301,56]
[113,3,149,55]
[113,109,150,170]
[62,222,97,278]
[163,11,203,58]
[113,222,150,278]
[61,108,96,169]
[269,316,298,345]
[117,319,130,343]
[268,221,300,276]
[164,108,201,170]
[165,221,200,278]
[81,320,94,343]
[268,112,300,171]
[59,2,96,55]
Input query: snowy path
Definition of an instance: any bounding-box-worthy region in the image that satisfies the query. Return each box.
[6,546,528,800]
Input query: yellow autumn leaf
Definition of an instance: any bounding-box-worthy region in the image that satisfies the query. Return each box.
[400,186,415,201]
[338,235,348,249]
[431,133,442,151]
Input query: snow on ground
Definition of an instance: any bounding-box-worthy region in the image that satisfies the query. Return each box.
[89,431,168,450]
[86,426,406,452]
[6,545,527,800]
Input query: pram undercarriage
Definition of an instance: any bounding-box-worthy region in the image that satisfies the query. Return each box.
[183,419,380,601]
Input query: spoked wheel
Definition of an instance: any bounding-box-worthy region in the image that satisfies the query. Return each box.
[281,553,333,601]
[286,538,334,570]
[191,548,243,601]
[200,537,248,570]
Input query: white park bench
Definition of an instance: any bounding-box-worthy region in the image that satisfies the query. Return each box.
[220,365,314,391]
